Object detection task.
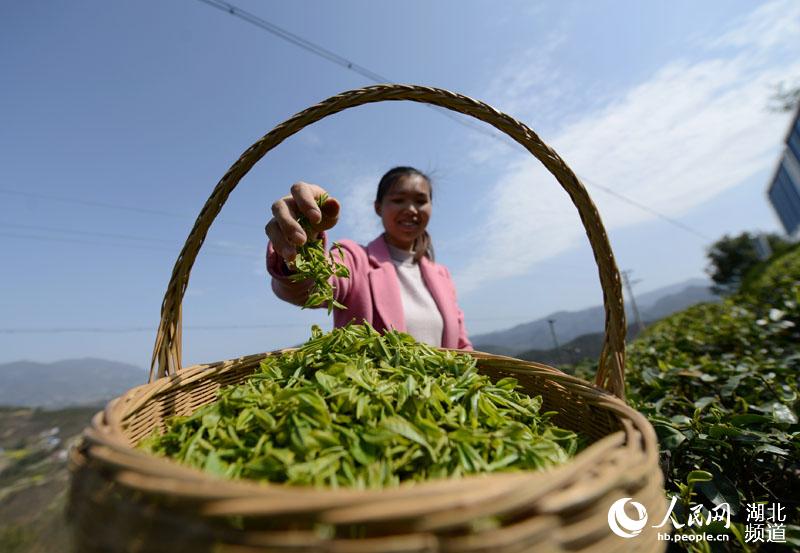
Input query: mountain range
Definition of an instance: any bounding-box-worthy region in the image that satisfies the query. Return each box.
[0,358,148,408]
[471,278,716,356]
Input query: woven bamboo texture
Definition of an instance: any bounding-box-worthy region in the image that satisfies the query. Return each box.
[68,84,667,552]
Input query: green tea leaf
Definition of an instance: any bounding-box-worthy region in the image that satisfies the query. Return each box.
[771,403,798,424]
[686,470,713,484]
[381,415,435,458]
[753,444,789,456]
[729,414,772,427]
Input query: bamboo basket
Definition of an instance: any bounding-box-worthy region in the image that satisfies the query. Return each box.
[68,84,667,552]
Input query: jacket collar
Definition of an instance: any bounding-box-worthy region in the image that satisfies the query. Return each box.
[419,256,456,348]
[366,235,405,332]
[364,235,455,346]
[366,234,393,266]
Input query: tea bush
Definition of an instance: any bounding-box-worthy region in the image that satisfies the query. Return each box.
[625,244,800,549]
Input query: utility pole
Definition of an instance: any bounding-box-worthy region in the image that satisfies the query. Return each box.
[621,270,646,336]
[547,319,564,365]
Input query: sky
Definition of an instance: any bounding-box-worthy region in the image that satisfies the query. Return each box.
[1,0,799,372]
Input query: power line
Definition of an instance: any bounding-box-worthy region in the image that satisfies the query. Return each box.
[197,0,389,83]
[0,221,259,253]
[0,323,319,334]
[578,177,712,241]
[194,0,516,145]
[0,313,587,335]
[0,221,181,245]
[0,231,254,258]
[0,314,568,335]
[0,188,250,228]
[193,0,712,243]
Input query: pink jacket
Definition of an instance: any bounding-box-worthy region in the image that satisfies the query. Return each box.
[267,234,472,350]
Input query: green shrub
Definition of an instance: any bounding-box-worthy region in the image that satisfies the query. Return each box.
[624,247,800,549]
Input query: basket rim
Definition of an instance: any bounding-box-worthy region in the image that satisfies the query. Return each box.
[78,348,659,518]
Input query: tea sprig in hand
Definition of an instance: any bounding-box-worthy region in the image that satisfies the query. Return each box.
[290,194,350,313]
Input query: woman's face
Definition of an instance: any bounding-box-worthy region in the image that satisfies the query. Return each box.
[375,174,432,251]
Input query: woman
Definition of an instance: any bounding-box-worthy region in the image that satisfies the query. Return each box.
[266,166,472,350]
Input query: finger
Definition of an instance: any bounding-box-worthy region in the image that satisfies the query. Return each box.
[315,195,340,232]
[271,199,307,246]
[291,182,322,224]
[266,219,297,261]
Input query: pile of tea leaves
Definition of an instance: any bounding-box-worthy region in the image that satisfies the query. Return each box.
[141,323,580,488]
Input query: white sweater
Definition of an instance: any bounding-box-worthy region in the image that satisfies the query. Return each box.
[386,243,444,347]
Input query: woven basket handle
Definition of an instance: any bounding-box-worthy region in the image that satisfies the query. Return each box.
[150,84,627,399]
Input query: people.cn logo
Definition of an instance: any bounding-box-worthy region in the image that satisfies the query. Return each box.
[608,498,649,538]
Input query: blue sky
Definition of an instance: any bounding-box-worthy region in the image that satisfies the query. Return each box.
[2,0,798,370]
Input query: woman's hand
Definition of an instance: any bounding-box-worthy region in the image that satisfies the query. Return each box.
[265,182,340,262]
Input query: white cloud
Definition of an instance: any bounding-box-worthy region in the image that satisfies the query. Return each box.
[338,174,382,243]
[709,0,800,52]
[485,37,566,120]
[468,28,571,164]
[456,0,800,293]
[455,158,582,292]
[555,57,795,221]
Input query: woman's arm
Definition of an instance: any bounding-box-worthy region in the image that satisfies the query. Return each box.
[265,182,342,307]
[266,240,315,306]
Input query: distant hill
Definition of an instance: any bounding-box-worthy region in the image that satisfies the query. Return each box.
[633,278,711,308]
[472,278,716,356]
[514,320,650,367]
[641,284,716,321]
[0,358,148,408]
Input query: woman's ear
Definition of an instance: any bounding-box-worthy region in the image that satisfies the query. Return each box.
[374,201,382,216]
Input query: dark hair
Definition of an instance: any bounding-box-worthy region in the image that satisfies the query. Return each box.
[376,166,434,262]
